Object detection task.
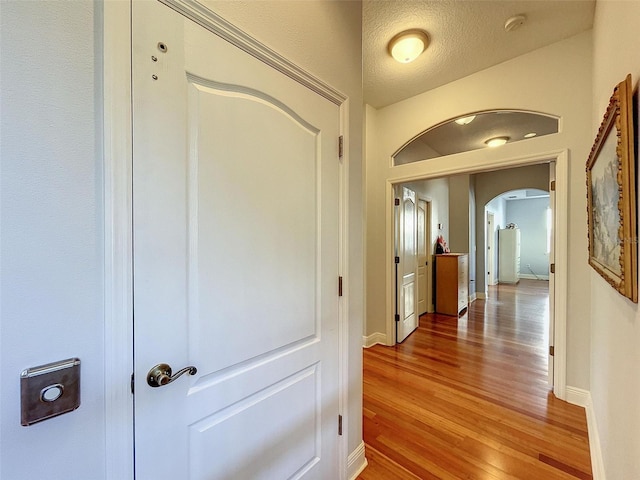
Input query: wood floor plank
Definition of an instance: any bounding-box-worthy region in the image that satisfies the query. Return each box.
[358,280,592,479]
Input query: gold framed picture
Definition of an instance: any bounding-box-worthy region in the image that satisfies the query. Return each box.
[586,74,637,302]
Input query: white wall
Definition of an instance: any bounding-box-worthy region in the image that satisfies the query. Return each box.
[0,1,106,478]
[591,1,640,477]
[506,197,550,279]
[1,0,364,478]
[365,31,593,391]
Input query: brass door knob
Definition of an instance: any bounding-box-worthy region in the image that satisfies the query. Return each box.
[146,363,197,387]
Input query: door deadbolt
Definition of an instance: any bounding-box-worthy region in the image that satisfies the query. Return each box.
[147,363,197,387]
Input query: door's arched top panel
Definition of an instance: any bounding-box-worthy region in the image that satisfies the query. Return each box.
[187,72,319,135]
[393,110,560,166]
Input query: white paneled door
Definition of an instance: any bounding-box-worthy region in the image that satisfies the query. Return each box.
[396,187,418,343]
[132,2,341,478]
[416,199,430,315]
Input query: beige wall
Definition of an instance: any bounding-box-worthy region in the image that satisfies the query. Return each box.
[591,1,640,477]
[448,175,471,254]
[365,31,593,391]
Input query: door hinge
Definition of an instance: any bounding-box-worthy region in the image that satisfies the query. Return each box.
[338,414,343,436]
[550,180,556,191]
[395,256,400,264]
[338,135,344,158]
[550,263,555,274]
[394,198,400,206]
[395,314,400,322]
[549,345,555,356]
[338,276,343,297]
[130,373,135,394]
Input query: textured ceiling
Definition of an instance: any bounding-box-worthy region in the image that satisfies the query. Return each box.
[364,0,595,108]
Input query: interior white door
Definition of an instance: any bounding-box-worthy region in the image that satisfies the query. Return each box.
[132,2,341,478]
[396,187,418,343]
[417,199,428,315]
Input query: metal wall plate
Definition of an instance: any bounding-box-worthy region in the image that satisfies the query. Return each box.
[21,358,80,426]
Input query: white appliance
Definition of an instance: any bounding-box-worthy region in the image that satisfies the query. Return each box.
[499,228,521,284]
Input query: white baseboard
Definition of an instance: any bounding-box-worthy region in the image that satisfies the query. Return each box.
[362,332,387,348]
[585,396,605,480]
[469,292,477,303]
[347,441,368,480]
[476,292,487,300]
[565,385,590,408]
[519,273,550,280]
[565,387,605,480]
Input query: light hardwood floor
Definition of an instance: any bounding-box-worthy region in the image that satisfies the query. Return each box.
[358,280,592,479]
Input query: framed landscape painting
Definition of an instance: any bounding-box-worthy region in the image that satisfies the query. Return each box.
[586,74,637,303]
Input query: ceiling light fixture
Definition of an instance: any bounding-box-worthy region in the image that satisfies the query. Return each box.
[454,115,476,126]
[524,132,537,138]
[388,29,430,64]
[485,136,510,148]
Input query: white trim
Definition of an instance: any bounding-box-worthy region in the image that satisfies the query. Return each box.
[565,385,590,407]
[385,150,569,400]
[469,292,477,303]
[476,292,487,300]
[103,1,134,478]
[566,387,605,480]
[338,98,350,480]
[363,332,388,348]
[159,0,346,105]
[519,274,550,281]
[347,442,368,480]
[585,395,606,480]
[552,151,568,400]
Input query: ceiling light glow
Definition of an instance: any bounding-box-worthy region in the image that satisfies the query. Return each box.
[485,136,509,148]
[454,115,476,125]
[388,29,430,63]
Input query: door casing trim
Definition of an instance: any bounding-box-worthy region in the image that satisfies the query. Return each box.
[104,1,134,478]
[384,150,568,400]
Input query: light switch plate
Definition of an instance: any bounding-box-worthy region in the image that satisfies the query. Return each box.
[21,358,80,426]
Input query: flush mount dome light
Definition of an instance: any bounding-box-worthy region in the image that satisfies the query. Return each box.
[524,132,537,138]
[388,29,430,63]
[454,115,476,125]
[485,136,510,147]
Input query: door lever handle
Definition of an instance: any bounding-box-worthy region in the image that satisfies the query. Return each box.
[147,363,197,387]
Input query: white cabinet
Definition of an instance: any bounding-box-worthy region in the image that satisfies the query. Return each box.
[499,228,520,284]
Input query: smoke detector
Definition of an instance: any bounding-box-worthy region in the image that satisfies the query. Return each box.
[504,14,526,32]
